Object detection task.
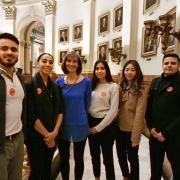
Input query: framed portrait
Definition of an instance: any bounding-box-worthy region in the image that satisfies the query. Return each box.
[98,12,110,36]
[165,7,176,53]
[58,50,68,64]
[112,37,122,49]
[141,28,157,57]
[113,5,123,31]
[143,0,159,14]
[97,42,109,61]
[59,27,69,44]
[73,23,83,41]
[73,47,82,56]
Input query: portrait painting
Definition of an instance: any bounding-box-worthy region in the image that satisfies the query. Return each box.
[143,0,159,14]
[165,8,176,53]
[98,12,110,35]
[59,27,69,43]
[73,47,82,56]
[97,42,109,61]
[113,5,123,31]
[141,28,157,57]
[58,50,68,64]
[73,23,83,41]
[112,37,122,49]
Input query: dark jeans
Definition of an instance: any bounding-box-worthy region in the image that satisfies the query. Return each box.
[149,135,180,180]
[58,138,86,180]
[26,137,55,180]
[116,129,139,180]
[88,115,116,180]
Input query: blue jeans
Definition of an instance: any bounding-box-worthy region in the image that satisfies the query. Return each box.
[0,131,24,180]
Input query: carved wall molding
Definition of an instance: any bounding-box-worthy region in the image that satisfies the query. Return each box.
[41,0,56,15]
[2,5,16,20]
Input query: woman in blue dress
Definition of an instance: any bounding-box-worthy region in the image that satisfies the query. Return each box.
[56,51,91,180]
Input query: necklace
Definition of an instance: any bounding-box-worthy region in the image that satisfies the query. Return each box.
[66,75,79,85]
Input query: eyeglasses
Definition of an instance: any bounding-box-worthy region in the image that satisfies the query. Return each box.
[0,46,18,53]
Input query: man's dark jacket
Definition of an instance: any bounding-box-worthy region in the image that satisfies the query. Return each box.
[0,72,26,153]
[146,72,180,138]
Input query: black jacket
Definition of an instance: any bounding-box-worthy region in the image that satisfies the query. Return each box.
[0,72,26,153]
[26,72,64,139]
[146,72,180,138]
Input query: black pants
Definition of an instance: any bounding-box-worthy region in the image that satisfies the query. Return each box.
[116,129,139,180]
[149,135,180,180]
[58,138,86,180]
[26,137,55,180]
[88,115,116,180]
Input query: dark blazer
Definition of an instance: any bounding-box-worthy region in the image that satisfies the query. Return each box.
[99,53,106,61]
[26,72,64,139]
[74,32,81,39]
[0,71,26,153]
[146,72,180,138]
[115,16,122,27]
[60,35,67,42]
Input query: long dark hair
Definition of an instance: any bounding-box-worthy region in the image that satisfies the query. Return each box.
[92,60,113,90]
[120,60,143,91]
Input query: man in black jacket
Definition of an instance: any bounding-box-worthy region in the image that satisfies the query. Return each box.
[146,53,180,180]
[0,32,25,180]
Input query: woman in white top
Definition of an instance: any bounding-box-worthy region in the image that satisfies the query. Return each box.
[88,60,119,180]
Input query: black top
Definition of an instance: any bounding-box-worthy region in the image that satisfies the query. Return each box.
[26,72,64,139]
[146,72,180,138]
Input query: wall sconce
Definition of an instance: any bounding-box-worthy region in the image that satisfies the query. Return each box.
[144,13,180,53]
[109,46,127,64]
[80,55,87,63]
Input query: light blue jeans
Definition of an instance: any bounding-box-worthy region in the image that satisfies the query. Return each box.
[0,131,24,180]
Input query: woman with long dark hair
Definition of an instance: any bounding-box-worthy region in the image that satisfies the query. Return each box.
[26,53,64,180]
[88,60,119,180]
[116,60,148,180]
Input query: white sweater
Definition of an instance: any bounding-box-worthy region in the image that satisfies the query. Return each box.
[89,82,119,132]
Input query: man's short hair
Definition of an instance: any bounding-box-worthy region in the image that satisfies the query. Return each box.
[163,53,180,63]
[0,32,19,45]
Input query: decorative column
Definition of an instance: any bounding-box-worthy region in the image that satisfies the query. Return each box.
[2,5,16,34]
[41,0,56,55]
[122,0,139,60]
[82,0,96,72]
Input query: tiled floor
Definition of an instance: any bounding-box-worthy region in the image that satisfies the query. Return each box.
[56,135,151,180]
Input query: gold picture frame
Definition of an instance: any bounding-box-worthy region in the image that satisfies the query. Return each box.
[97,42,109,61]
[143,0,159,14]
[73,23,83,42]
[141,27,157,57]
[113,5,123,31]
[98,12,110,36]
[164,7,176,53]
[59,27,69,44]
[73,47,82,56]
[58,49,68,64]
[112,37,122,49]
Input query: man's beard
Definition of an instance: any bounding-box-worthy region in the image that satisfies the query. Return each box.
[0,57,18,68]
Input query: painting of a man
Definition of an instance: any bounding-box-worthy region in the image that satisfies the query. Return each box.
[99,13,110,35]
[59,28,68,43]
[73,24,83,41]
[98,43,109,61]
[114,6,123,28]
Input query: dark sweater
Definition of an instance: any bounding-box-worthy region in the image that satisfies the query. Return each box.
[146,72,180,138]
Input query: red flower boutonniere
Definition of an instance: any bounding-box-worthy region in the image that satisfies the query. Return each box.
[167,86,173,92]
[9,88,16,96]
[37,88,43,94]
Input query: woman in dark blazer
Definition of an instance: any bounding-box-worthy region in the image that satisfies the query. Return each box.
[26,53,64,180]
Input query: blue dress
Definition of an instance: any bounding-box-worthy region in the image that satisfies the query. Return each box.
[56,77,91,142]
